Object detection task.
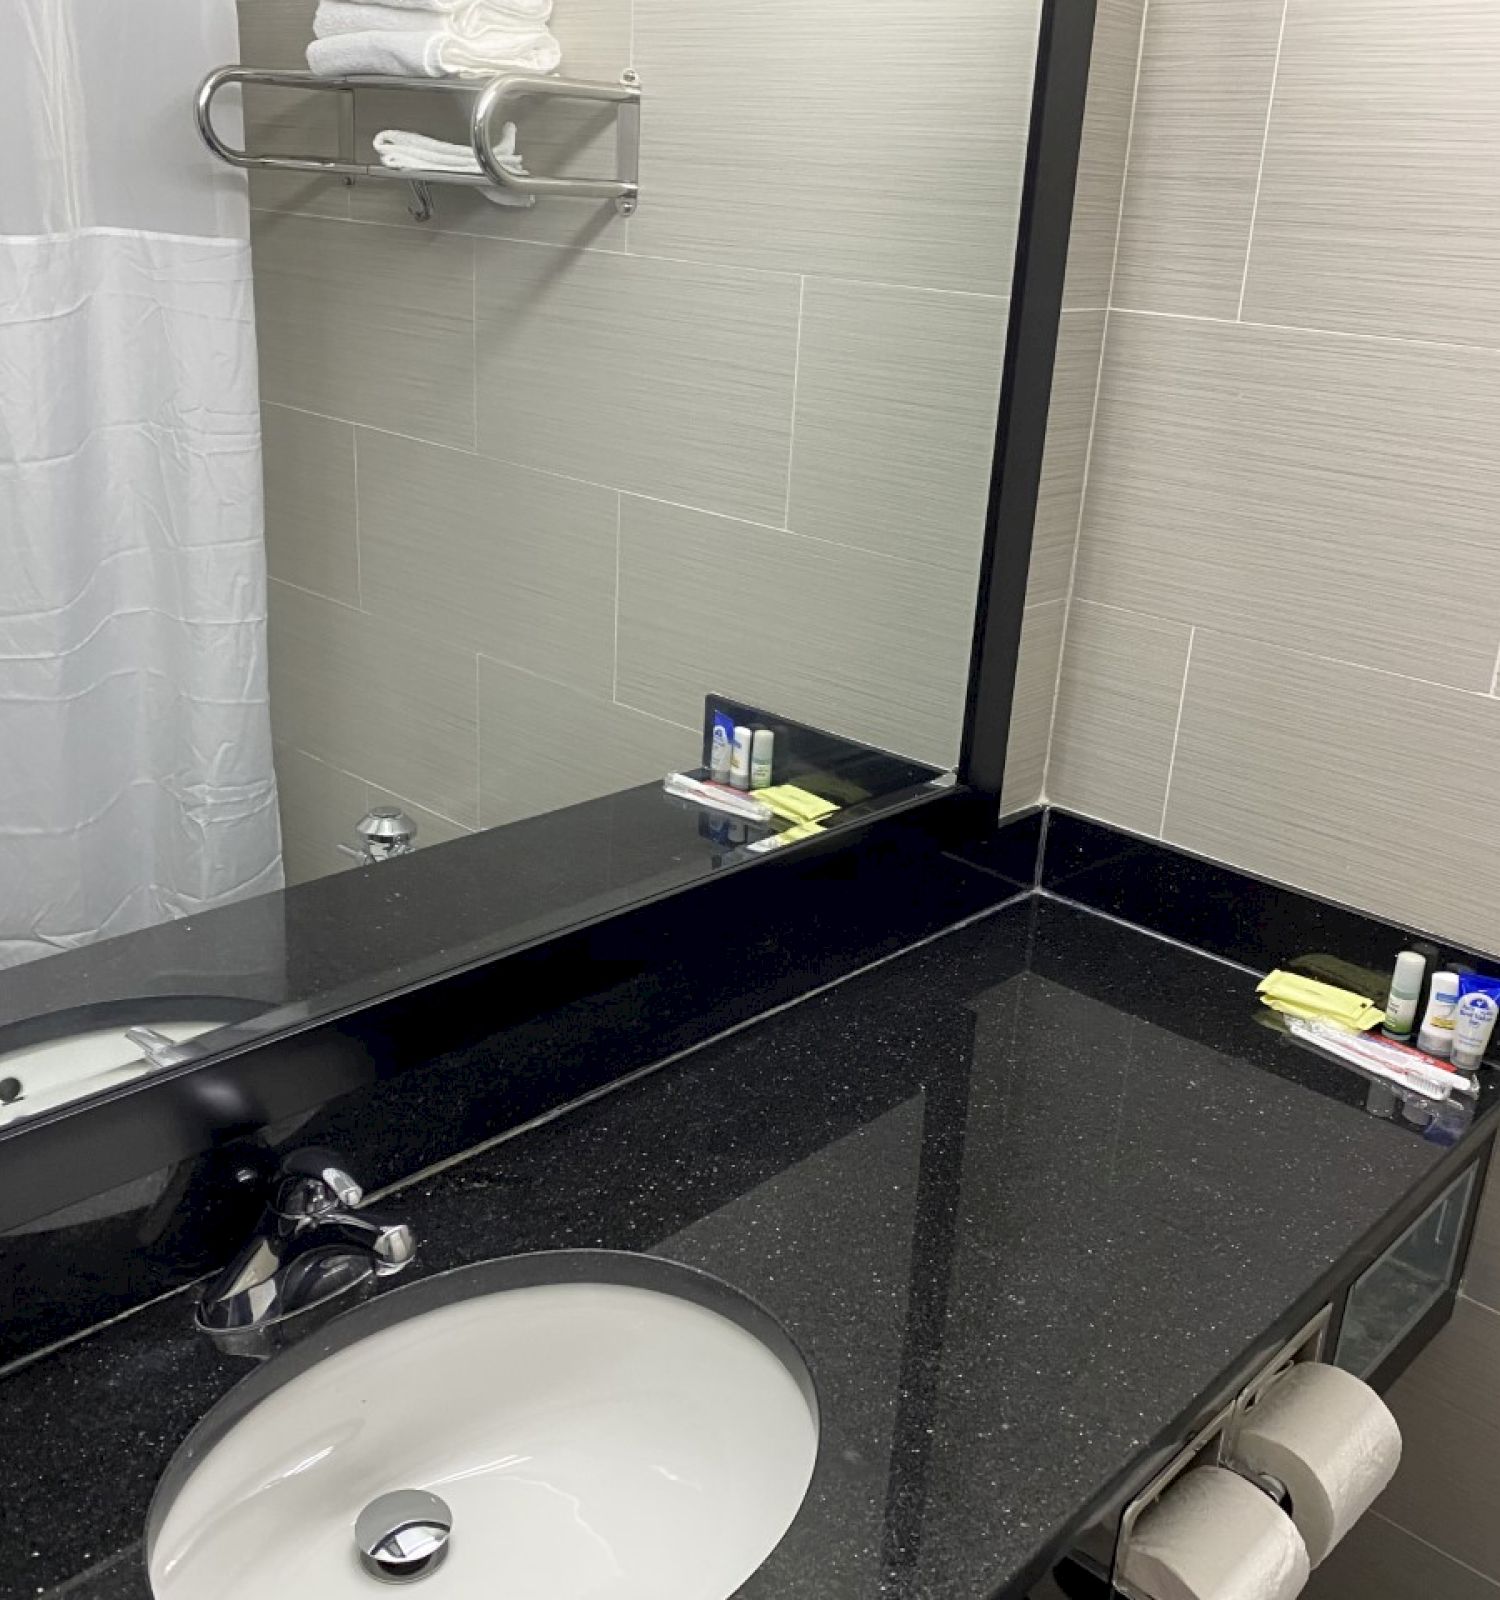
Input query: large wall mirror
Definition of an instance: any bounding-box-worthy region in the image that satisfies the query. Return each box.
[0,0,1070,1132]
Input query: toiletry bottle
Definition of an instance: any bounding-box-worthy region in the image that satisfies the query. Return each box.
[1452,993,1499,1072]
[729,726,753,791]
[750,729,774,790]
[1383,950,1426,1041]
[1417,971,1462,1059]
[709,713,734,785]
[1409,940,1442,1026]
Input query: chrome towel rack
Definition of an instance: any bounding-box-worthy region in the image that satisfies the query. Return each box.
[195,67,642,218]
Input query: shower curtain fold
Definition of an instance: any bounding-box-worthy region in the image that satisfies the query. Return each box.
[0,0,282,970]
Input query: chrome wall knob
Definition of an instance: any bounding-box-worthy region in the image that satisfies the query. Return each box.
[356,1489,453,1583]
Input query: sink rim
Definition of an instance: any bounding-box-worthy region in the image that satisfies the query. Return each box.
[146,1247,822,1581]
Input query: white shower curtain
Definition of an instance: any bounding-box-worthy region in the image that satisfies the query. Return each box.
[0,0,282,968]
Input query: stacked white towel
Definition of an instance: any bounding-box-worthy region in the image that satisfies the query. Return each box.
[372,123,536,206]
[308,0,560,78]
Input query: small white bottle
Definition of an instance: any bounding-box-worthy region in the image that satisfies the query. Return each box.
[1383,950,1426,1041]
[749,729,774,790]
[708,721,733,785]
[729,725,753,791]
[1417,971,1462,1059]
[1452,993,1499,1072]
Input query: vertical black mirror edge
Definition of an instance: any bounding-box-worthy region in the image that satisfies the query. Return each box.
[960,0,1098,800]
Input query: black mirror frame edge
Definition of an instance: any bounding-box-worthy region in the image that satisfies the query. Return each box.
[962,0,1097,798]
[0,0,1097,1236]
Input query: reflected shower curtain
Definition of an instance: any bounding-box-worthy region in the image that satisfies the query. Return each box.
[0,0,281,967]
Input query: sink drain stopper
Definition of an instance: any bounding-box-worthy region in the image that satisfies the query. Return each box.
[355,1489,453,1583]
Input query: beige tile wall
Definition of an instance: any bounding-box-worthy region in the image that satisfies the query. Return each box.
[1039,2,1500,1590]
[237,0,1065,883]
[1048,0,1500,961]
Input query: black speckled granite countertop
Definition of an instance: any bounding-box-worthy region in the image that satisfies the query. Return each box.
[7,895,1497,1600]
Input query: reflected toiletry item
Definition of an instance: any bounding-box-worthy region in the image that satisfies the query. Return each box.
[698,811,750,850]
[662,772,773,824]
[1451,992,1498,1073]
[1417,971,1461,1058]
[746,821,826,855]
[750,729,774,791]
[1286,1017,1476,1101]
[708,711,735,785]
[1424,1093,1476,1147]
[1383,950,1426,1041]
[1364,1081,1398,1120]
[1402,1097,1435,1130]
[730,726,753,791]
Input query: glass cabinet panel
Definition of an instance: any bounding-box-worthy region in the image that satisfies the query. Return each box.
[1335,1164,1477,1377]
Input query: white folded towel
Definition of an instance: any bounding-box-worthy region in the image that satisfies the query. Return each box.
[338,0,551,12]
[307,25,561,77]
[373,124,536,206]
[313,0,551,37]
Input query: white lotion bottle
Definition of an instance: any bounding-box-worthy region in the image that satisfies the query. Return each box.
[750,729,774,790]
[729,726,753,791]
[1383,950,1426,1041]
[1417,971,1462,1058]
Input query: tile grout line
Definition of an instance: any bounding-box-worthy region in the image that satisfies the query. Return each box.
[474,652,483,829]
[291,743,474,835]
[1236,0,1291,322]
[350,427,364,610]
[267,574,690,723]
[1458,1289,1500,1321]
[266,404,976,574]
[465,641,696,735]
[612,492,623,704]
[1489,640,1500,697]
[1158,625,1196,839]
[1041,0,1151,801]
[1111,301,1500,358]
[246,207,1015,303]
[1050,598,1500,706]
[781,275,807,530]
[470,231,480,453]
[1368,1512,1500,1592]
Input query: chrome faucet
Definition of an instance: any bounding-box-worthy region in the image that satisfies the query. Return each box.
[196,1147,416,1359]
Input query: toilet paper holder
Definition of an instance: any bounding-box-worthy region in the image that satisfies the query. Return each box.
[1107,1305,1331,1598]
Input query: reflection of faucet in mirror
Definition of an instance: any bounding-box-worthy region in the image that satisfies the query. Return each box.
[196,1147,417,1360]
[338,807,418,866]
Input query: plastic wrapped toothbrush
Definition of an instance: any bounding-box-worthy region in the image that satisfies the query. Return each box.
[1286,1017,1478,1101]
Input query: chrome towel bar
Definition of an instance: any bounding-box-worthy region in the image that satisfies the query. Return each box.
[194,67,642,217]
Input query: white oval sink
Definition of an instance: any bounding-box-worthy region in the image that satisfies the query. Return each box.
[148,1253,818,1600]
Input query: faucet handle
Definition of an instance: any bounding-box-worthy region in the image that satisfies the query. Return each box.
[274,1147,365,1216]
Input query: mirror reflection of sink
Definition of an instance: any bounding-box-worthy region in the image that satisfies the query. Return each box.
[148,1251,819,1600]
[0,996,261,1124]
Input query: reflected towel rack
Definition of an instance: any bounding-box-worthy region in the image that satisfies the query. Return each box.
[195,67,642,219]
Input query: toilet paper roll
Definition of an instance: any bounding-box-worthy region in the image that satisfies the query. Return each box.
[1229,1362,1401,1566]
[1123,1466,1311,1600]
